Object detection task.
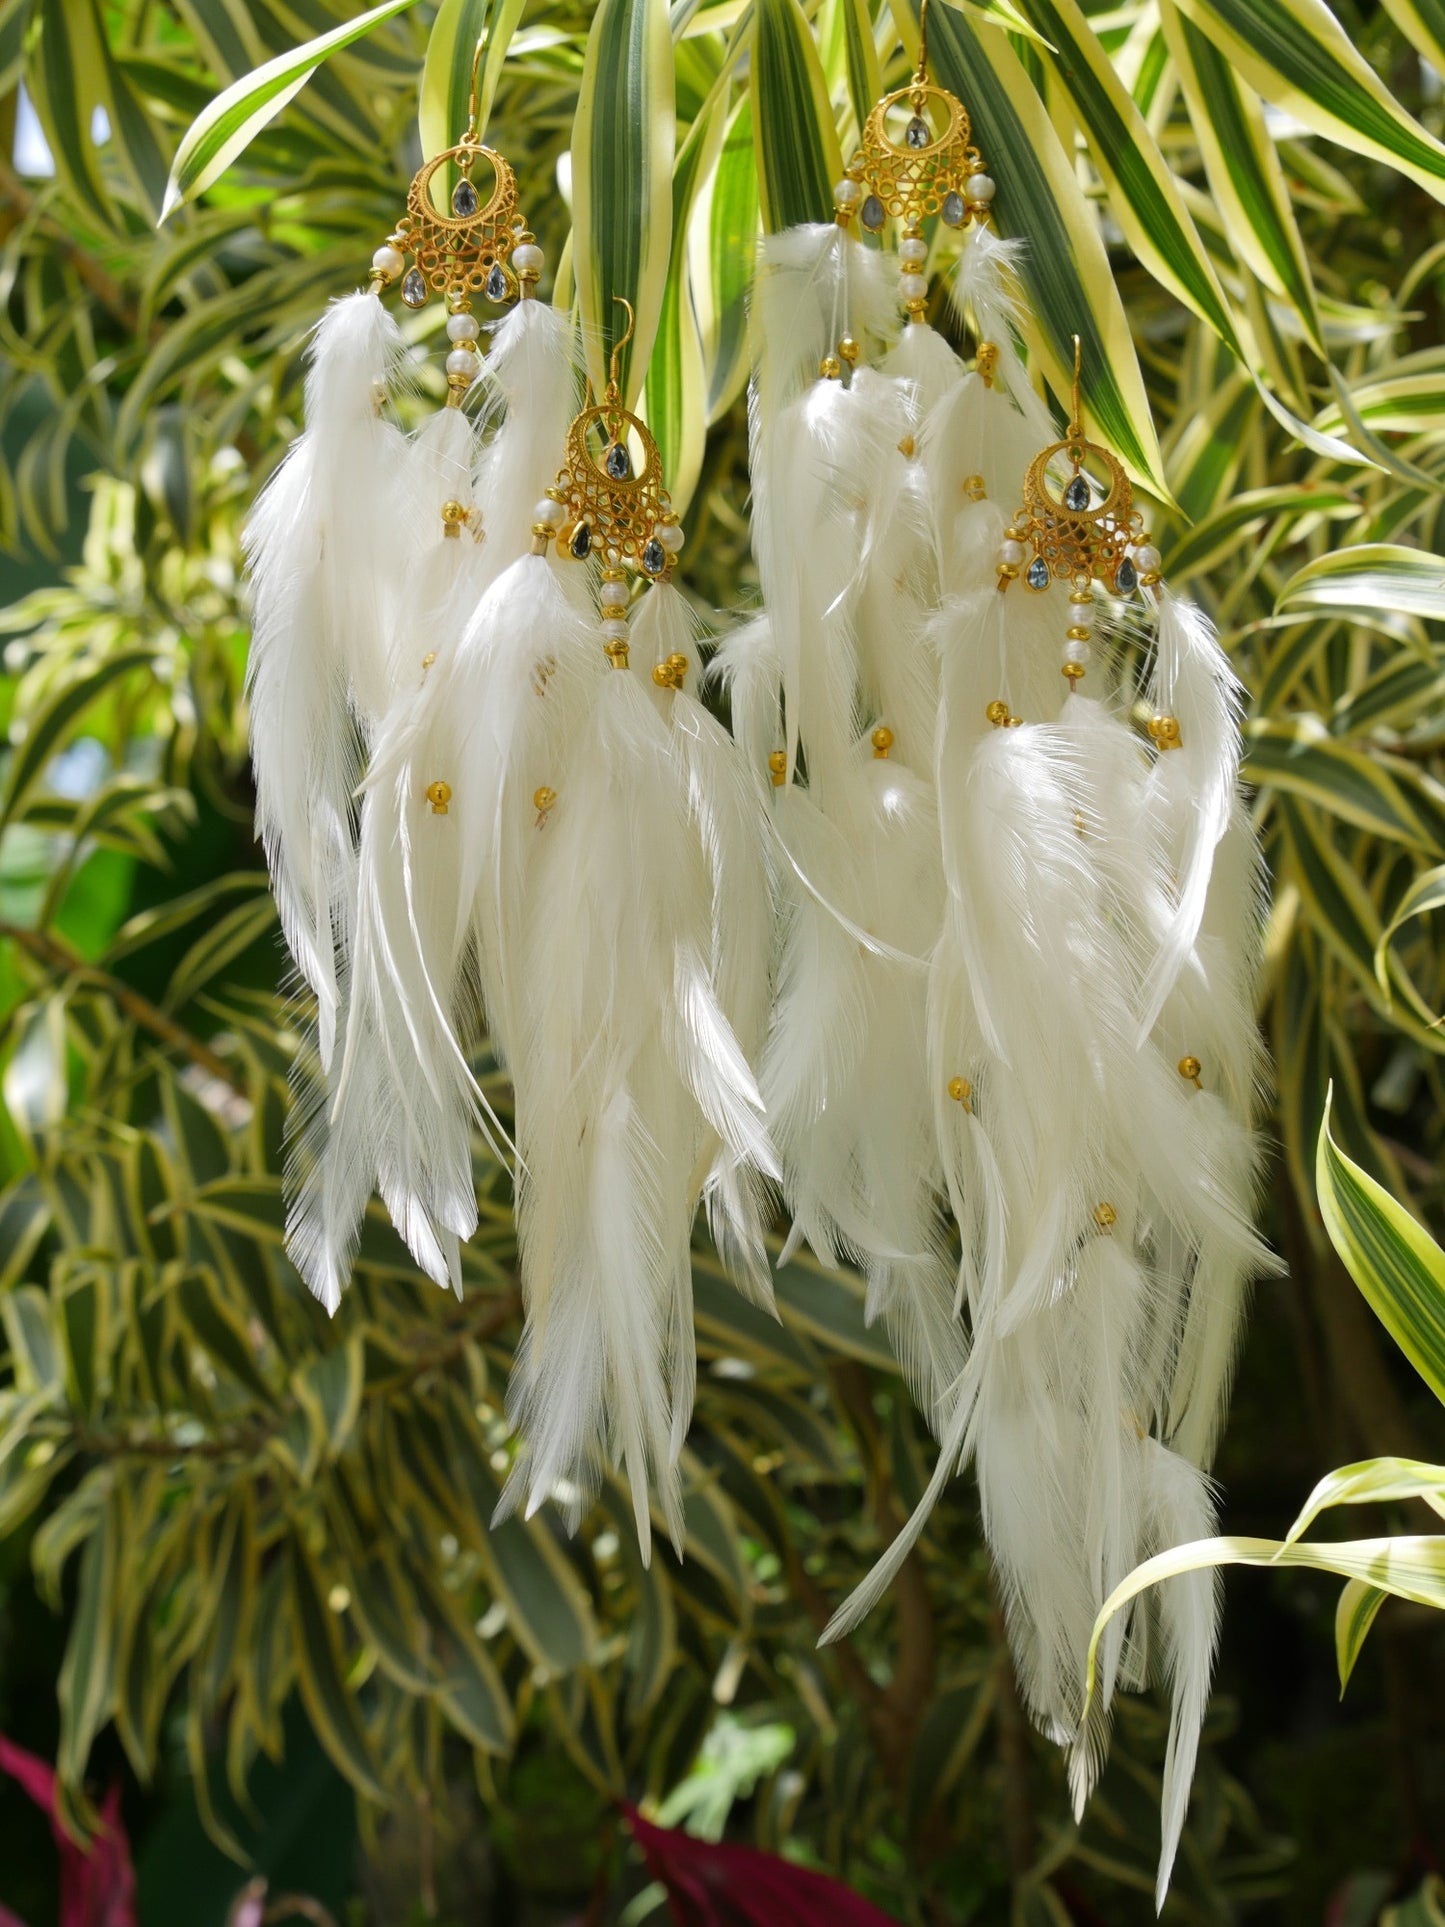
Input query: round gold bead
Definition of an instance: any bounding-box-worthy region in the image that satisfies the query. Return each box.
[986,699,1010,726]
[1066,624,1092,641]
[1069,588,1095,605]
[962,473,986,501]
[533,786,557,813]
[1149,714,1183,748]
[425,780,451,815]
[421,652,436,670]
[871,725,894,757]
[767,750,787,787]
[1178,1055,1202,1085]
[1006,714,1023,727]
[898,434,916,458]
[838,336,860,364]
[1093,1202,1117,1230]
[819,354,842,380]
[603,640,630,668]
[1061,662,1086,681]
[441,498,468,538]
[947,1075,972,1110]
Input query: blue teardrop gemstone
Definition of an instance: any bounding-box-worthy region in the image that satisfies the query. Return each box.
[401,267,427,308]
[905,115,930,150]
[452,176,479,217]
[1026,556,1050,591]
[861,194,886,231]
[570,522,591,560]
[605,441,631,481]
[941,191,966,227]
[1064,474,1090,511]
[642,538,666,576]
[1115,556,1138,594]
[485,263,508,303]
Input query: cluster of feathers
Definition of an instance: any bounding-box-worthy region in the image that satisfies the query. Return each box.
[716,217,1275,1905]
[245,222,1272,1903]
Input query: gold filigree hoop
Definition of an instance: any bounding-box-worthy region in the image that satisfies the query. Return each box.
[849,81,981,230]
[1006,338,1145,596]
[547,300,678,580]
[392,140,521,306]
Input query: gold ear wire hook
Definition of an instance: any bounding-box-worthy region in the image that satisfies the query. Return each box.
[915,0,932,89]
[466,32,486,141]
[607,296,636,400]
[1069,333,1084,442]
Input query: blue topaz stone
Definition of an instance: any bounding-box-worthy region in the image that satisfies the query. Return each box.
[1026,556,1051,591]
[861,194,886,231]
[1063,473,1091,512]
[1115,555,1138,594]
[452,176,479,217]
[941,190,966,226]
[642,538,667,576]
[904,115,930,150]
[401,267,427,308]
[485,263,509,303]
[605,441,631,481]
[570,522,592,560]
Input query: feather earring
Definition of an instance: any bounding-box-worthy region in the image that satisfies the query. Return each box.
[464,301,775,1557]
[824,332,1272,1899]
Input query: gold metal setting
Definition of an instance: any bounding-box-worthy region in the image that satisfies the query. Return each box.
[1149,713,1183,750]
[848,86,982,229]
[425,781,452,815]
[395,142,521,304]
[546,300,676,583]
[1008,338,1144,595]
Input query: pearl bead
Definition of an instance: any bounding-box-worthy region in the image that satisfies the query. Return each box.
[602,617,630,641]
[372,244,404,279]
[899,237,928,265]
[1063,638,1091,666]
[1132,542,1161,574]
[833,178,862,205]
[446,312,480,341]
[446,349,477,380]
[533,499,558,529]
[655,522,685,553]
[968,174,996,202]
[899,272,928,302]
[1000,539,1025,566]
[600,590,628,615]
[512,242,544,274]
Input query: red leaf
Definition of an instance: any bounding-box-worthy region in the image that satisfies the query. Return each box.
[621,1804,901,1927]
[0,1735,137,1927]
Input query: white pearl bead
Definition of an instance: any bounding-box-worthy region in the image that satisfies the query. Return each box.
[600,590,628,615]
[446,349,477,380]
[1000,540,1025,566]
[446,312,480,341]
[512,242,544,274]
[601,618,630,641]
[655,522,685,553]
[533,499,559,529]
[899,237,928,265]
[833,179,862,205]
[1132,542,1161,574]
[372,244,404,279]
[1063,638,1091,666]
[899,272,928,302]
[968,174,997,202]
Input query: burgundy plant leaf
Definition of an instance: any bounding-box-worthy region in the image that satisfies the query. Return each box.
[621,1804,901,1927]
[0,1735,137,1927]
[0,1905,32,1927]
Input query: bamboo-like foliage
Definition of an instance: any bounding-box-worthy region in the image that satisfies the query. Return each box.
[1,0,1445,1916]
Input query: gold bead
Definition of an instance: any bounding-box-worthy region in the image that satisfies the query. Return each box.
[1093,1202,1117,1230]
[1061,662,1086,681]
[962,473,986,501]
[838,336,860,364]
[767,750,787,787]
[1178,1055,1203,1087]
[1149,714,1182,748]
[1006,714,1023,727]
[441,499,468,538]
[1066,624,1092,641]
[986,699,1010,726]
[871,725,894,758]
[421,652,436,670]
[820,354,842,380]
[533,785,557,814]
[976,342,998,387]
[947,1075,973,1111]
[1140,570,1163,587]
[1069,588,1095,605]
[425,780,451,815]
[603,640,630,668]
[898,434,916,458]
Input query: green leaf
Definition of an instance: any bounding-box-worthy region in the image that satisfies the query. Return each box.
[1336,1577,1388,1692]
[1170,0,1445,204]
[909,0,1169,499]
[1016,0,1241,356]
[1243,720,1438,852]
[692,95,760,423]
[1288,1456,1445,1543]
[751,0,843,233]
[1317,1088,1445,1408]
[1376,863,1445,999]
[572,0,676,408]
[161,0,426,220]
[0,651,157,835]
[419,0,528,158]
[1160,2,1323,355]
[1274,543,1445,651]
[1163,482,1359,583]
[291,1541,388,1803]
[57,1492,119,1804]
